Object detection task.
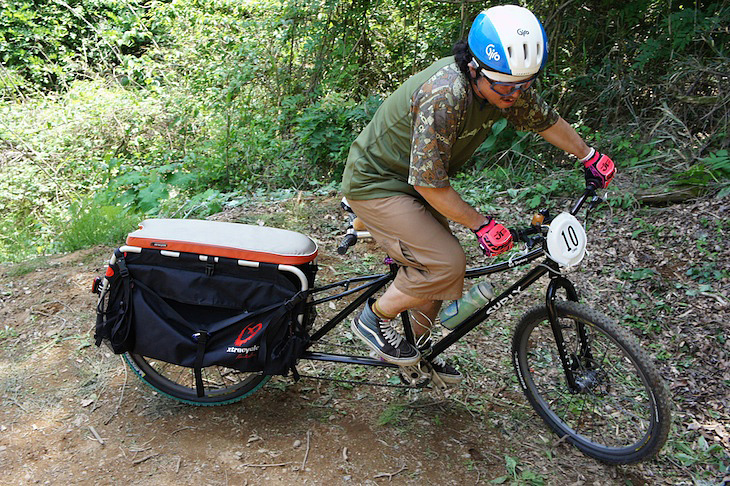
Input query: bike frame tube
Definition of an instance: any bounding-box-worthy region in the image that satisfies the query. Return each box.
[307,271,393,343]
[300,188,598,373]
[545,275,583,392]
[301,247,548,367]
[428,257,552,360]
[303,351,399,368]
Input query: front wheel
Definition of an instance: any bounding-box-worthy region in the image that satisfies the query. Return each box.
[512,301,670,464]
[124,353,270,406]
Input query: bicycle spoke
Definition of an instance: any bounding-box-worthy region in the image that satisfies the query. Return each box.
[125,353,269,405]
[519,311,657,450]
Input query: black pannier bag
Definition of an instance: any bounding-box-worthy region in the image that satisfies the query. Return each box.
[94,219,318,393]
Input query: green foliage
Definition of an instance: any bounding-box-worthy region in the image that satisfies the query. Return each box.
[55,200,140,253]
[619,268,656,281]
[491,455,545,485]
[0,78,166,260]
[668,435,730,481]
[289,94,381,181]
[1,257,49,278]
[377,403,407,426]
[672,150,730,198]
[1,0,729,263]
[0,325,19,341]
[0,0,161,92]
[686,262,729,285]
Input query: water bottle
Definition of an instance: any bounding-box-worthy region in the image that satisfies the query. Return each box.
[439,281,495,330]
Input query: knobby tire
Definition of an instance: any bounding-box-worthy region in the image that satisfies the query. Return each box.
[124,353,270,406]
[512,300,671,464]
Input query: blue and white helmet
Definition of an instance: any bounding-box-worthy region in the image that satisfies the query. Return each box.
[468,5,548,82]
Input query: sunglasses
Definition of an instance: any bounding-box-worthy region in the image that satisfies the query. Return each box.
[483,73,538,97]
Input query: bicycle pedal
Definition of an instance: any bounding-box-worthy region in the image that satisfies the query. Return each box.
[398,362,431,387]
[429,368,449,391]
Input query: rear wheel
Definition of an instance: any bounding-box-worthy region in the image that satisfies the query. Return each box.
[124,353,270,406]
[512,301,671,464]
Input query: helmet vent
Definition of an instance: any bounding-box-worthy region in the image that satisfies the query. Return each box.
[507,46,513,58]
[523,43,529,62]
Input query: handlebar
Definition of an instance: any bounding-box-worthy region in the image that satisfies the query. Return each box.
[511,185,601,245]
[337,232,358,255]
[337,186,602,253]
[569,183,598,215]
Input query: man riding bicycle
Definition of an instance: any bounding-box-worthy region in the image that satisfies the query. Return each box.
[341,5,615,383]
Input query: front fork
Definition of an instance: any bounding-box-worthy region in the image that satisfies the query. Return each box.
[546,274,590,393]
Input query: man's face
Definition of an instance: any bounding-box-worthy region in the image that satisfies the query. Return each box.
[468,64,535,108]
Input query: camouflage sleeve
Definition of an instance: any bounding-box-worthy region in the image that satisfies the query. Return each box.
[504,89,560,133]
[407,67,467,188]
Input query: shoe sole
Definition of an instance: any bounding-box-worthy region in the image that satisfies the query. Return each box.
[433,371,463,385]
[350,320,421,366]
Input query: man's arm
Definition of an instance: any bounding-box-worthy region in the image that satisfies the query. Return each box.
[538,117,591,159]
[413,185,488,231]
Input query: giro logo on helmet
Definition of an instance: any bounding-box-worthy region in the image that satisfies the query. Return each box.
[517,29,530,36]
[485,44,501,61]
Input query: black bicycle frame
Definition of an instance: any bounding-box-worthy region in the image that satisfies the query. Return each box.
[300,187,598,387]
[300,246,580,375]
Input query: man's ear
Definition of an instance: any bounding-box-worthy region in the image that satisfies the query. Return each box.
[467,59,481,80]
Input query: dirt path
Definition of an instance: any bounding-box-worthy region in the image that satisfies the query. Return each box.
[0,195,727,485]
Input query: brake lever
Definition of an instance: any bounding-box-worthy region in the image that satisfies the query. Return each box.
[588,195,603,211]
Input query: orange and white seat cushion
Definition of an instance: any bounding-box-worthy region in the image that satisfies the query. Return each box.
[125,219,318,265]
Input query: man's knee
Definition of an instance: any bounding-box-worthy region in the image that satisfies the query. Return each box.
[433,246,466,282]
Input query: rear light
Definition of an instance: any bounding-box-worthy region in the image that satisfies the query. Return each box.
[91,277,102,294]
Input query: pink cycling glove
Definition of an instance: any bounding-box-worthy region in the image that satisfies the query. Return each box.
[583,148,616,189]
[473,219,513,257]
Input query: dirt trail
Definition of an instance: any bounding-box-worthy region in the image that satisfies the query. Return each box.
[0,195,728,485]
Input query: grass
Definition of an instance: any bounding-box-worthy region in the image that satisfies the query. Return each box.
[55,200,141,253]
[377,402,408,426]
[1,257,50,277]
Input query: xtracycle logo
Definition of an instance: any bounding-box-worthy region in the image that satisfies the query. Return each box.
[484,44,501,61]
[226,344,259,358]
[517,29,530,36]
[234,322,263,346]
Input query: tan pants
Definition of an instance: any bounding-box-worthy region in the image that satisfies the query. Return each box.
[347,195,466,301]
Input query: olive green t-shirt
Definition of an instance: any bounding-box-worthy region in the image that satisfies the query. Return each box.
[341,57,559,200]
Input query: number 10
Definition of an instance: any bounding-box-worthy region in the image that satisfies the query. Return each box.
[561,226,579,251]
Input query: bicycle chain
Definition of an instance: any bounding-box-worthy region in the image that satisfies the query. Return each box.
[301,340,433,390]
[297,372,429,389]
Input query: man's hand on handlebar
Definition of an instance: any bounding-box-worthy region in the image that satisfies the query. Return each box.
[473,218,513,257]
[583,148,616,189]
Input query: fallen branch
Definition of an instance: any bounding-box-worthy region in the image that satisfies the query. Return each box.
[636,186,702,205]
[171,426,196,435]
[551,433,570,448]
[241,462,292,468]
[374,464,407,481]
[88,425,104,445]
[301,430,312,471]
[132,453,159,465]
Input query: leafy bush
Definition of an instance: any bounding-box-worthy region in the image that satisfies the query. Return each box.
[0,0,162,93]
[55,200,140,253]
[289,93,381,181]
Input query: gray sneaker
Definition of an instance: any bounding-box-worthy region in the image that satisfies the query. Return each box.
[351,300,420,366]
[428,355,463,384]
[419,341,463,384]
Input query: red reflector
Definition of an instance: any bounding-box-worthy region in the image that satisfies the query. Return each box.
[105,266,114,277]
[91,277,102,294]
